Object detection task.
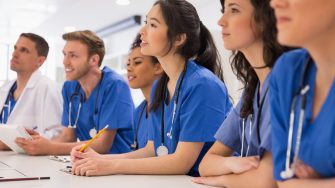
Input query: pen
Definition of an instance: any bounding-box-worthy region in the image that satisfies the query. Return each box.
[79,125,109,152]
[0,177,50,182]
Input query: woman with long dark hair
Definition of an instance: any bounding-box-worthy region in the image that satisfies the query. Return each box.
[70,0,231,177]
[193,0,286,187]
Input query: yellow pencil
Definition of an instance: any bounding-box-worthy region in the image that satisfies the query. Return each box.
[79,125,109,152]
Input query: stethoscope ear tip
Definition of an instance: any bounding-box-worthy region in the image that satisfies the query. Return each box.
[280,169,294,179]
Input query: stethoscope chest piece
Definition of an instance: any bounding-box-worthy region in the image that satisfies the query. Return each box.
[156,145,168,156]
[89,128,97,137]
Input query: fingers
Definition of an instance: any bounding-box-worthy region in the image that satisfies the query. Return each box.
[25,128,39,135]
[192,176,225,187]
[294,161,320,179]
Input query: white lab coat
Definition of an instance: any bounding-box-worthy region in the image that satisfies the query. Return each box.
[0,70,63,138]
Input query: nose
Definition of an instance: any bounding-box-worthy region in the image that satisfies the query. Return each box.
[63,55,70,67]
[270,0,288,9]
[217,12,228,28]
[12,48,18,58]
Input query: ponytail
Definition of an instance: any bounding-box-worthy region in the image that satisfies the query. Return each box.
[196,22,224,81]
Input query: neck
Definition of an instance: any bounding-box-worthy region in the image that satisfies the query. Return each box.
[240,42,271,89]
[141,85,152,109]
[157,54,186,99]
[16,70,34,92]
[305,36,335,80]
[78,68,102,99]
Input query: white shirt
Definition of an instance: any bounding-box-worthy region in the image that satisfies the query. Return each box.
[0,70,63,138]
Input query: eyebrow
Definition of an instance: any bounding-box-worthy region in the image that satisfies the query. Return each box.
[146,15,161,24]
[227,2,240,7]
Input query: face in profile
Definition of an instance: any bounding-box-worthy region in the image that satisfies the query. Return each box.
[62,40,91,81]
[127,47,161,90]
[11,36,43,74]
[270,0,335,47]
[140,4,169,58]
[218,0,260,51]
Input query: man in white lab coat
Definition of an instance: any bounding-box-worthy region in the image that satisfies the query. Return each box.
[0,33,63,150]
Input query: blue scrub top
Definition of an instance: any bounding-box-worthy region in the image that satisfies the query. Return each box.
[0,82,17,124]
[215,76,271,158]
[148,60,232,177]
[62,66,134,154]
[270,49,335,181]
[132,100,149,149]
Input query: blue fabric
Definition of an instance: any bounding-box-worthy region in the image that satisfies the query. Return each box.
[61,66,134,154]
[0,82,17,124]
[148,60,232,176]
[270,49,335,181]
[215,75,272,158]
[132,100,149,149]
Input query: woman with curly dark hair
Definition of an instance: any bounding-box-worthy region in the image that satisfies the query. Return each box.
[193,0,287,187]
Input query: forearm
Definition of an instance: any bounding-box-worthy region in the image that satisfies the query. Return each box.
[278,178,335,188]
[106,146,155,160]
[199,154,235,176]
[112,154,192,175]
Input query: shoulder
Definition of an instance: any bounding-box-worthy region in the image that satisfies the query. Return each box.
[185,60,228,94]
[272,49,309,77]
[101,66,128,89]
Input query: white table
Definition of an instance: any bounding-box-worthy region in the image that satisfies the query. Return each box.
[0,151,210,188]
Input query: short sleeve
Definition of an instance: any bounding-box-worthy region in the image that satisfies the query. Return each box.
[179,79,231,142]
[214,102,242,153]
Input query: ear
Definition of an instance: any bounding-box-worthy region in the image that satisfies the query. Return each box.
[89,54,100,67]
[153,63,164,76]
[173,33,187,48]
[36,56,46,68]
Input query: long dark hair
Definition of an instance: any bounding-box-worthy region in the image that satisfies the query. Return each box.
[151,0,224,111]
[220,0,286,118]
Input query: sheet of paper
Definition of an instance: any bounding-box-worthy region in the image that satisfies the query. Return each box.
[0,169,26,178]
[0,124,32,153]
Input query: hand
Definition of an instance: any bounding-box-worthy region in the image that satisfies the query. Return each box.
[25,128,40,136]
[70,145,101,163]
[294,160,321,179]
[0,141,10,151]
[15,135,51,155]
[192,175,227,187]
[225,156,260,174]
[72,157,116,176]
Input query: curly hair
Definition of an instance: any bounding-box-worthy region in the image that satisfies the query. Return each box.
[220,0,286,118]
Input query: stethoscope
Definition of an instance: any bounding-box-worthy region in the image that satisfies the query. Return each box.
[0,82,16,124]
[280,57,312,179]
[68,72,103,137]
[157,64,187,156]
[131,101,147,150]
[240,87,269,157]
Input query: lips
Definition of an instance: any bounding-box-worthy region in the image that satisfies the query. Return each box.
[222,32,230,38]
[65,68,74,73]
[128,75,136,81]
[276,16,291,25]
[10,59,18,64]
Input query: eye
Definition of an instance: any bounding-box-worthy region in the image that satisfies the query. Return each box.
[134,60,142,65]
[231,7,239,13]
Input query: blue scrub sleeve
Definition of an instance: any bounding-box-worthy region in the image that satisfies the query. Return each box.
[61,82,71,127]
[99,80,134,131]
[179,79,230,142]
[215,105,242,153]
[270,54,291,181]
